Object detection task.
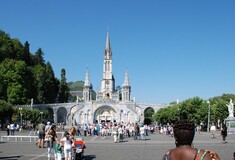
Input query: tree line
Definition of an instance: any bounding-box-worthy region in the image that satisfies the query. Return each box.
[0,30,70,126]
[154,94,235,127]
[0,30,70,105]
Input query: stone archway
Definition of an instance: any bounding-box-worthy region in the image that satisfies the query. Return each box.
[47,108,54,122]
[94,106,117,123]
[144,107,155,125]
[57,107,67,124]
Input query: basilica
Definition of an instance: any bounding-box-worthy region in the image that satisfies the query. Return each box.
[32,32,166,125]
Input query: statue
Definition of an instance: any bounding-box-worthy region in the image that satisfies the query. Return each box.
[31,98,34,106]
[226,99,234,118]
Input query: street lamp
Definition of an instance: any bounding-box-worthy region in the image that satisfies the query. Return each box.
[19,107,23,126]
[40,112,43,122]
[207,101,210,132]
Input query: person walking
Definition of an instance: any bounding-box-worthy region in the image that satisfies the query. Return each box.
[37,121,46,148]
[45,121,51,134]
[55,140,62,160]
[83,124,88,136]
[112,127,118,143]
[140,124,146,140]
[162,119,221,160]
[46,124,57,160]
[221,122,227,144]
[134,123,139,140]
[7,123,10,136]
[210,123,216,138]
[61,131,73,160]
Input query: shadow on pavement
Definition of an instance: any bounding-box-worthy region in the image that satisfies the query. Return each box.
[0,155,21,160]
[83,155,96,160]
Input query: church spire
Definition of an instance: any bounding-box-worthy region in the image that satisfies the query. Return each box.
[122,68,131,101]
[84,67,91,86]
[83,67,92,102]
[123,68,130,86]
[105,32,111,51]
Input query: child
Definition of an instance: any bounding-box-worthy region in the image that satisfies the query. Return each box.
[55,140,62,160]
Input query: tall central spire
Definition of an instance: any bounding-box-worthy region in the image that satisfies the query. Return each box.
[101,32,114,94]
[105,32,111,51]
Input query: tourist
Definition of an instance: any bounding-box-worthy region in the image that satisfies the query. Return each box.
[37,121,45,148]
[10,123,15,135]
[76,123,81,136]
[55,140,62,160]
[221,122,227,144]
[140,124,146,140]
[210,123,216,138]
[7,123,10,136]
[112,127,118,143]
[45,121,51,133]
[134,123,139,140]
[162,119,220,160]
[61,131,73,160]
[46,124,57,160]
[118,125,124,142]
[83,124,88,136]
[69,126,76,138]
[69,126,77,158]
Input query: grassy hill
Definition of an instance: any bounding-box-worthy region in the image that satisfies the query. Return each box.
[68,81,84,91]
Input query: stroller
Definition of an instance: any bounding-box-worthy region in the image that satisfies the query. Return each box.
[73,137,86,160]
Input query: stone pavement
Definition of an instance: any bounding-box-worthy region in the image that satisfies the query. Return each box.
[0,130,234,160]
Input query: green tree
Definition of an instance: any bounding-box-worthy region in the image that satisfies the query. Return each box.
[34,48,45,66]
[44,62,59,103]
[0,30,15,61]
[32,65,47,103]
[57,68,70,103]
[0,100,14,129]
[23,41,33,65]
[11,38,24,60]
[0,59,30,104]
[144,107,154,125]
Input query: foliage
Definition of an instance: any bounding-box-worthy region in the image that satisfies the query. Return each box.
[68,81,84,91]
[144,107,154,125]
[0,59,30,104]
[0,100,14,128]
[57,68,70,103]
[0,29,62,104]
[155,95,235,126]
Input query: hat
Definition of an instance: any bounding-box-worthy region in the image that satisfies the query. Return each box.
[47,121,51,125]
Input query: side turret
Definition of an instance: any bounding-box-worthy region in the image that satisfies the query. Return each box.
[83,68,93,102]
[122,69,131,101]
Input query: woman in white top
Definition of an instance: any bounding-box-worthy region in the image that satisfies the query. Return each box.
[61,131,73,160]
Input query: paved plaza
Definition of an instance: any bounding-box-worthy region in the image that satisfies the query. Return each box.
[0,130,234,160]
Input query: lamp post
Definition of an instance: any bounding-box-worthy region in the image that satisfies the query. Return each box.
[40,112,43,122]
[207,101,210,132]
[19,107,23,126]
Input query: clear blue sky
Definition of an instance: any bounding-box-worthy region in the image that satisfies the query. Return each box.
[1,0,235,104]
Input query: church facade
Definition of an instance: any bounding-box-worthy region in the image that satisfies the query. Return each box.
[31,32,166,125]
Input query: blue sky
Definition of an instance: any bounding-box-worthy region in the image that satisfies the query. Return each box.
[0,0,235,104]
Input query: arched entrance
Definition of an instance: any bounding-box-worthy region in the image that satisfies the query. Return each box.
[57,107,67,124]
[94,106,117,123]
[144,107,155,125]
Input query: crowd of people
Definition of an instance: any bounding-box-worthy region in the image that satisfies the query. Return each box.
[36,121,79,160]
[76,122,157,142]
[5,120,230,160]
